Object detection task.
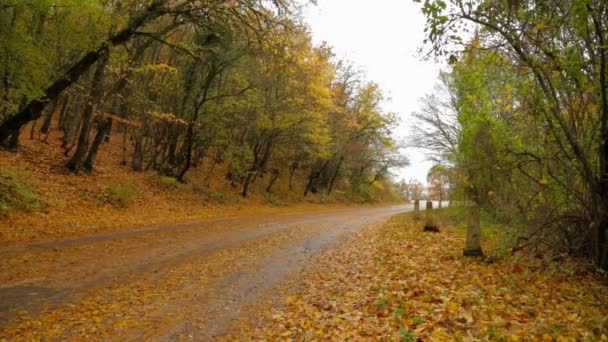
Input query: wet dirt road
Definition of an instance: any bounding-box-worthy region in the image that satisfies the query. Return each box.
[0,204,411,340]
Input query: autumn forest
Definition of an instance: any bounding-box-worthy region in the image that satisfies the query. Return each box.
[1,0,608,340]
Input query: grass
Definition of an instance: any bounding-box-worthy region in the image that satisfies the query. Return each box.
[0,168,41,214]
[434,205,520,258]
[160,176,180,188]
[264,193,286,206]
[98,182,137,208]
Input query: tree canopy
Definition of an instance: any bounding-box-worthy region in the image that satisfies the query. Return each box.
[0,0,406,202]
[415,0,608,269]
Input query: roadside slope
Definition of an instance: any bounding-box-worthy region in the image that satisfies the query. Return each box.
[0,129,398,246]
[246,213,608,341]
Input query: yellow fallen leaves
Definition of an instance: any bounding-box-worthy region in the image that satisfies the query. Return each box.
[248,214,608,341]
[0,224,309,341]
[0,133,354,246]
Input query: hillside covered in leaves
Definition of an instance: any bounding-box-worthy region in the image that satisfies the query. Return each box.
[0,0,406,213]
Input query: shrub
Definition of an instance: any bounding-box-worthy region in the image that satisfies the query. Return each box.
[193,185,228,203]
[99,182,136,208]
[347,183,374,203]
[0,168,41,213]
[265,193,286,206]
[160,176,179,188]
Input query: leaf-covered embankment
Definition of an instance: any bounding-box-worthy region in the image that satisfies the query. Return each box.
[0,135,384,246]
[249,211,608,340]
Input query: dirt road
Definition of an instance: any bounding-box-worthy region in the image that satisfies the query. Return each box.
[0,204,410,340]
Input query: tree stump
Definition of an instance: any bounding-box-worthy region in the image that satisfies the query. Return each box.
[423,201,439,232]
[414,199,421,220]
[463,203,483,257]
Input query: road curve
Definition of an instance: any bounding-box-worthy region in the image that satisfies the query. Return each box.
[0,204,411,340]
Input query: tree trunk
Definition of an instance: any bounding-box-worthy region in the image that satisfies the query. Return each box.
[29,119,37,140]
[463,203,483,257]
[304,159,331,196]
[288,161,298,191]
[121,127,128,165]
[204,153,220,187]
[327,155,344,195]
[63,112,83,156]
[242,139,273,197]
[177,123,195,182]
[66,51,109,172]
[7,128,20,151]
[83,117,112,171]
[594,172,608,269]
[40,97,59,135]
[57,95,72,132]
[132,132,145,171]
[242,171,254,197]
[0,0,170,145]
[266,169,280,193]
[304,170,320,196]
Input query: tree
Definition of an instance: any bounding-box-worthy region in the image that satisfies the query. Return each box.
[418,0,608,268]
[398,178,424,201]
[427,164,450,208]
[410,72,460,164]
[0,0,293,147]
[0,0,408,204]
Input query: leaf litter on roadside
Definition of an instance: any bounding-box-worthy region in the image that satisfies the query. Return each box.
[247,214,608,341]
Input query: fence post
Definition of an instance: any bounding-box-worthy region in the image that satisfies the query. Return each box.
[414,199,420,220]
[463,203,483,257]
[423,201,439,232]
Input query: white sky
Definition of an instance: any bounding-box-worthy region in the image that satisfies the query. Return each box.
[302,0,442,185]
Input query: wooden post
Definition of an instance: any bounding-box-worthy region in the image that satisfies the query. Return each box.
[463,203,483,257]
[423,201,439,232]
[601,230,608,269]
[414,199,420,220]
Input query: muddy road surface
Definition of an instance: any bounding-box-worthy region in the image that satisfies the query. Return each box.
[0,205,411,340]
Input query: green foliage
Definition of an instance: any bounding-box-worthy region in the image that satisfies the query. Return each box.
[99,182,136,208]
[0,0,113,115]
[416,0,608,266]
[0,0,406,205]
[348,183,374,203]
[194,186,231,204]
[0,168,41,213]
[398,326,416,342]
[160,176,180,188]
[264,193,286,207]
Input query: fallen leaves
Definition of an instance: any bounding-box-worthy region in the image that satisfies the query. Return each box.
[0,222,307,341]
[0,132,356,246]
[247,214,608,341]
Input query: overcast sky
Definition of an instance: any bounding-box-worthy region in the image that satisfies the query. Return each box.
[302,0,443,185]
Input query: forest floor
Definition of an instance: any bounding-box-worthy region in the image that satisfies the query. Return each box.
[0,127,372,246]
[243,211,608,341]
[0,205,407,340]
[2,206,606,341]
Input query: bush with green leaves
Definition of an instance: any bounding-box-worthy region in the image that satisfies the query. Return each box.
[0,168,41,213]
[99,182,136,208]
